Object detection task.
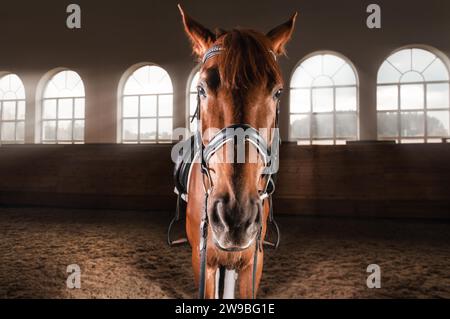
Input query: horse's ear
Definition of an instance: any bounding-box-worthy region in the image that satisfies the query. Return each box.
[178,4,216,58]
[266,12,298,56]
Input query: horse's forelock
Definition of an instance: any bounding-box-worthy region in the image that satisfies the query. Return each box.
[217,29,282,90]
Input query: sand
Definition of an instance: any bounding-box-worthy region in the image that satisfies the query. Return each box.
[0,207,449,299]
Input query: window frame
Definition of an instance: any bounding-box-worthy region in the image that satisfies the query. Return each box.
[121,92,173,144]
[289,51,360,145]
[40,70,85,144]
[376,47,450,144]
[119,63,174,144]
[0,73,26,144]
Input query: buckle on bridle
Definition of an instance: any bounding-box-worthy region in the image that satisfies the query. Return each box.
[259,176,275,201]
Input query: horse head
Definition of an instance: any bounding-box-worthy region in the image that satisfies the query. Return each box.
[180,5,296,251]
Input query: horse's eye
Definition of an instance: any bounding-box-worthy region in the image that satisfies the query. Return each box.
[197,86,207,98]
[274,88,283,100]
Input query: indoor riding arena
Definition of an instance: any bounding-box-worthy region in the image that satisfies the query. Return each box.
[1,0,450,299]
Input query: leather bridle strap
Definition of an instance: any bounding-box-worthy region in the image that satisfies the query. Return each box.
[198,187,209,299]
[196,91,209,299]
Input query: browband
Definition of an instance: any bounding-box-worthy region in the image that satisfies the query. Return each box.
[202,45,277,64]
[202,45,224,64]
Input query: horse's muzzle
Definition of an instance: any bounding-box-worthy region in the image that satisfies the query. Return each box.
[209,196,262,251]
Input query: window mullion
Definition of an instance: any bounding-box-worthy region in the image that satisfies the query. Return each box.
[397,84,401,143]
[156,94,160,144]
[309,88,313,145]
[14,101,18,142]
[71,98,75,143]
[0,102,2,143]
[424,84,428,143]
[138,96,141,144]
[333,87,336,145]
[56,98,60,144]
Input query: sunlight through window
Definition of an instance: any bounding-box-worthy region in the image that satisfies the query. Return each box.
[290,53,359,145]
[42,70,85,144]
[0,74,26,144]
[377,48,450,143]
[122,65,173,143]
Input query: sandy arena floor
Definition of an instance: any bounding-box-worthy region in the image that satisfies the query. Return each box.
[0,207,449,299]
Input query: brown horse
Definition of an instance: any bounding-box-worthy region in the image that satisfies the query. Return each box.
[179,5,296,299]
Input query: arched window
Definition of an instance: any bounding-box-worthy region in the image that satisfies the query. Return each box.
[42,70,85,144]
[0,74,26,144]
[121,65,173,143]
[377,47,450,143]
[188,70,200,132]
[290,53,358,145]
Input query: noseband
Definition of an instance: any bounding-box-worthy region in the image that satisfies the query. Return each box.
[194,45,281,299]
[200,123,278,199]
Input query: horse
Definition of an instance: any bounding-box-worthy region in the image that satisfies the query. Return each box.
[178,5,297,299]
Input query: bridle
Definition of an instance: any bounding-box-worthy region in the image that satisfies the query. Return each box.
[194,45,281,299]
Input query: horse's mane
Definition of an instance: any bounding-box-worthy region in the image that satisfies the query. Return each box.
[217,29,282,90]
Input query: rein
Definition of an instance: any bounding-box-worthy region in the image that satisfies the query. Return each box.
[195,45,281,299]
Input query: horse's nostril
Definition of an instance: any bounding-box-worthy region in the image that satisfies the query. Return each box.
[211,201,220,225]
[212,200,227,230]
[210,196,262,234]
[242,199,262,233]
